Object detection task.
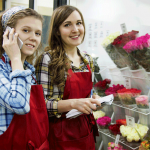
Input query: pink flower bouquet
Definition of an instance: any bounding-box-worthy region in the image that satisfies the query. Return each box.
[117,88,141,105]
[123,33,150,72]
[107,142,125,150]
[97,116,111,129]
[112,30,140,70]
[135,95,149,109]
[105,84,125,101]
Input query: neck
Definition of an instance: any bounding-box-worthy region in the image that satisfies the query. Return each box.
[65,47,78,58]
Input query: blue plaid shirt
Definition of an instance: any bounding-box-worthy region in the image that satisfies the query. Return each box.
[0,53,36,135]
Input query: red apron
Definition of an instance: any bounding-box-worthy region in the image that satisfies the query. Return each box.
[49,65,99,150]
[0,57,49,150]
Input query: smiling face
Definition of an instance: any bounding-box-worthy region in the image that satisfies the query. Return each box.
[15,16,42,61]
[59,10,84,51]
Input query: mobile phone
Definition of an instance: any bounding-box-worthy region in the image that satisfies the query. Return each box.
[6,26,23,49]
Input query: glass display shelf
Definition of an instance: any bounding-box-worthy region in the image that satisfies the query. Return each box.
[98,129,140,150]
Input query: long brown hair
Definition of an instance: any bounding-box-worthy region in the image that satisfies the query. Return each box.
[45,5,85,88]
[0,8,43,65]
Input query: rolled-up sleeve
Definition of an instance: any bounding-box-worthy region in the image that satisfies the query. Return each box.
[0,68,33,114]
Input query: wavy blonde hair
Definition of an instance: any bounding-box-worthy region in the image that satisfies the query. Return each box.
[44,5,85,88]
[0,8,43,65]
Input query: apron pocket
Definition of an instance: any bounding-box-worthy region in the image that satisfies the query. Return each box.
[54,130,95,150]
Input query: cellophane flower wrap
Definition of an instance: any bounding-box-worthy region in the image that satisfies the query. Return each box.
[101,32,127,68]
[94,78,111,96]
[105,84,125,101]
[135,95,149,109]
[112,30,140,70]
[123,33,150,72]
[120,123,149,142]
[117,88,141,105]
[107,142,125,150]
[97,116,111,129]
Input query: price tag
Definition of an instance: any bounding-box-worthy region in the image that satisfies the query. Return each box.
[126,115,135,127]
[124,77,131,89]
[120,23,127,33]
[115,134,120,146]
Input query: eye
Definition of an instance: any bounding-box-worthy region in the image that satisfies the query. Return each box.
[64,24,70,27]
[77,22,82,25]
[35,32,41,36]
[23,29,28,33]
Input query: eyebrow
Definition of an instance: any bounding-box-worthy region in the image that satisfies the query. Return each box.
[63,20,82,24]
[21,26,42,32]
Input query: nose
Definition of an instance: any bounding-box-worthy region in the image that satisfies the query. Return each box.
[29,32,36,41]
[72,25,78,32]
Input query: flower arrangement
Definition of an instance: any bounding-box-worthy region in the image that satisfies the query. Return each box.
[139,141,150,150]
[139,130,150,150]
[108,124,121,135]
[112,30,140,70]
[96,116,111,129]
[116,119,127,125]
[123,33,150,72]
[120,123,149,142]
[94,78,111,96]
[93,110,105,120]
[101,31,127,69]
[105,84,125,101]
[107,142,125,150]
[101,31,120,48]
[112,30,139,48]
[135,95,149,109]
[117,88,141,105]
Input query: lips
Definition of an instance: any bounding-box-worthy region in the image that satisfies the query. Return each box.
[25,43,35,48]
[70,35,80,39]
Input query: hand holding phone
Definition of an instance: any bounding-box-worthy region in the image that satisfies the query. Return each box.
[6,26,23,49]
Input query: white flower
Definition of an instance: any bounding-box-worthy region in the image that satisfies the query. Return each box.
[120,123,149,142]
[101,31,120,48]
[93,110,105,120]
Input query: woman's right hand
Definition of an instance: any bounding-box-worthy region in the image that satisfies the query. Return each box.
[70,98,101,114]
[2,28,24,71]
[2,28,21,62]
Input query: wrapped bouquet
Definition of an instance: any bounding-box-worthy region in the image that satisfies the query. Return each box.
[109,124,121,135]
[107,142,125,150]
[93,110,105,120]
[135,95,149,109]
[97,116,111,129]
[120,123,149,142]
[94,78,111,96]
[123,33,150,72]
[117,88,141,105]
[105,84,125,102]
[102,31,127,68]
[112,30,140,70]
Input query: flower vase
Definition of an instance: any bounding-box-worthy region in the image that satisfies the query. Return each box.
[124,104,139,123]
[95,89,106,97]
[98,124,110,132]
[119,67,138,89]
[130,69,149,95]
[137,108,150,127]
